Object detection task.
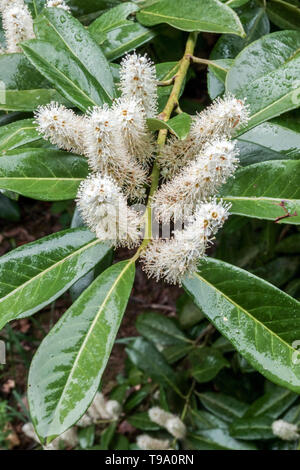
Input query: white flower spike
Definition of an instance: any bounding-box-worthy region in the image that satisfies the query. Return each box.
[272,420,299,441]
[148,407,186,439]
[46,0,70,11]
[142,200,230,285]
[159,94,249,179]
[35,102,87,155]
[153,139,239,223]
[119,52,158,117]
[2,3,35,53]
[76,173,142,248]
[137,435,171,451]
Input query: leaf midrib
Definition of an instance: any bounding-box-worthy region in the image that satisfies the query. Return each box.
[192,270,299,359]
[47,259,134,437]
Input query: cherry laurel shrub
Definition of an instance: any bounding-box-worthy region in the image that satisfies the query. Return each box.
[0,0,300,450]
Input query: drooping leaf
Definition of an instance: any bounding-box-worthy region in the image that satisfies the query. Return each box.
[0,228,111,329]
[176,292,205,329]
[28,259,135,442]
[183,258,300,393]
[226,31,300,131]
[0,148,88,201]
[22,8,115,111]
[220,160,300,224]
[89,2,156,61]
[137,0,245,36]
[127,411,161,431]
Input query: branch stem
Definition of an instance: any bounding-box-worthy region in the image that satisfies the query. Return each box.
[133,32,198,260]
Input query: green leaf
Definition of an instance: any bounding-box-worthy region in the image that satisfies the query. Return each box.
[237,110,300,166]
[226,31,300,131]
[189,348,229,383]
[88,2,156,61]
[147,113,192,140]
[229,416,274,440]
[100,423,117,450]
[222,0,251,6]
[177,292,205,329]
[78,425,95,449]
[28,259,135,442]
[220,160,300,224]
[127,411,160,431]
[0,148,88,201]
[0,119,46,154]
[244,386,298,419]
[23,9,115,111]
[124,384,153,412]
[196,392,249,423]
[185,429,256,450]
[183,258,300,393]
[163,344,195,364]
[264,0,300,31]
[156,62,180,112]
[0,53,68,111]
[276,233,300,254]
[0,228,111,329]
[0,193,20,221]
[137,0,245,36]
[136,311,189,347]
[126,337,182,395]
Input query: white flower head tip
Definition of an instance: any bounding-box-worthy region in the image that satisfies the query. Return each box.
[0,0,24,13]
[166,417,186,440]
[272,420,299,441]
[137,435,171,451]
[148,407,186,440]
[111,96,155,165]
[2,3,35,53]
[142,200,230,285]
[191,94,250,140]
[76,173,142,248]
[119,52,158,117]
[34,102,87,154]
[153,138,238,223]
[46,0,70,11]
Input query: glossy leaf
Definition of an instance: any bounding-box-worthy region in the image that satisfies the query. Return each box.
[125,337,181,395]
[185,429,256,450]
[237,110,300,166]
[28,259,135,442]
[189,348,229,383]
[229,416,274,440]
[264,0,300,31]
[226,31,300,131]
[244,386,298,418]
[127,412,160,431]
[0,119,46,154]
[136,311,189,347]
[0,228,111,329]
[23,8,115,111]
[220,160,300,224]
[0,148,88,201]
[183,258,300,393]
[147,113,192,140]
[89,2,156,61]
[177,292,205,329]
[196,392,249,423]
[137,0,245,36]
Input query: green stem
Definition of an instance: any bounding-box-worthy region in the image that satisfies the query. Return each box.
[133,32,198,260]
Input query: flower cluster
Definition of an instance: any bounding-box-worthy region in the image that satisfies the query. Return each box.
[35,49,249,282]
[149,406,186,439]
[0,0,70,54]
[35,52,159,248]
